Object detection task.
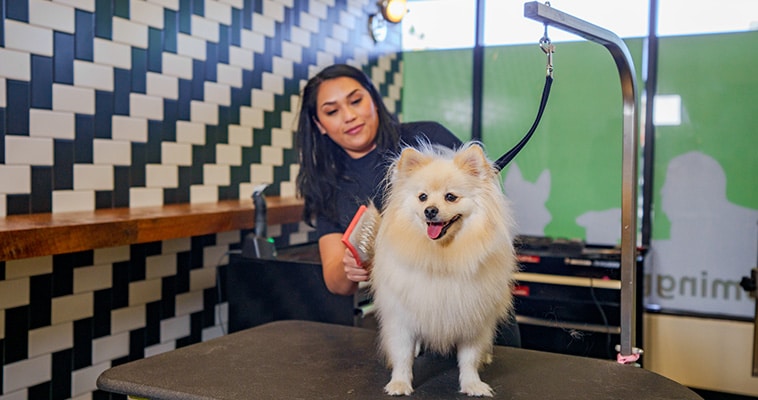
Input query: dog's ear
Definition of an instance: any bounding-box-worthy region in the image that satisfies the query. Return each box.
[396,147,431,176]
[454,144,494,179]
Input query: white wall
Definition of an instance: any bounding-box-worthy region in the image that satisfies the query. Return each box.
[644,313,758,396]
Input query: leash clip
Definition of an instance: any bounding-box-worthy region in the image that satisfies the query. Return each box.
[540,25,555,78]
[539,4,554,78]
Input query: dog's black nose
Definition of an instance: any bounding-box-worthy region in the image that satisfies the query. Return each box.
[424,207,438,220]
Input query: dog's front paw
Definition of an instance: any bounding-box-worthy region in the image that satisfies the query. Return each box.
[460,380,494,397]
[385,380,414,396]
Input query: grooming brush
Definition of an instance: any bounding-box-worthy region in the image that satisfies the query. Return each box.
[341,205,379,267]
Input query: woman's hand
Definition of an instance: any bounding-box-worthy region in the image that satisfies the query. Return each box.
[343,248,370,283]
[319,233,363,295]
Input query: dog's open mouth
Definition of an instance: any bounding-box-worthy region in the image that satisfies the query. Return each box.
[426,215,461,240]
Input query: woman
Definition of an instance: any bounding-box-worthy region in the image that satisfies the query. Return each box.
[295,64,462,295]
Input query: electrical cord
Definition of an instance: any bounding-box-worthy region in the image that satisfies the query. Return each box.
[589,278,613,359]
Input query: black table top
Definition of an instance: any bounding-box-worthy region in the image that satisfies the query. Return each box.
[97,320,701,400]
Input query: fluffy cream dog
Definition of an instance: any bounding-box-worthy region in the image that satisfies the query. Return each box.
[370,142,518,397]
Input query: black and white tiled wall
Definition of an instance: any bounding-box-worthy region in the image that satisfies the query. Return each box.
[0,0,403,398]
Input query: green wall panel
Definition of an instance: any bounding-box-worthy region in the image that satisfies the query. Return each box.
[402,49,474,141]
[645,31,758,318]
[482,39,644,240]
[652,31,758,239]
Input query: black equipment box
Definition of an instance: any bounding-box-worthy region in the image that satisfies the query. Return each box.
[225,243,372,333]
[512,236,645,361]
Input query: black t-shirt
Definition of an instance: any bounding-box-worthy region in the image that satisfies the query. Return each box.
[315,121,463,238]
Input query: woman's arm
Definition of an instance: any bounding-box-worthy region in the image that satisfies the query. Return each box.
[318,233,369,295]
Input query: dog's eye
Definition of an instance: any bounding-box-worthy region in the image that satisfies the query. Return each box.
[418,193,427,202]
[445,193,458,202]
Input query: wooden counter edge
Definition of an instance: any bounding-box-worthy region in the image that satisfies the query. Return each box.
[0,197,305,262]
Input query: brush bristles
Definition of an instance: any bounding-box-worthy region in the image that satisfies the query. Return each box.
[355,211,378,261]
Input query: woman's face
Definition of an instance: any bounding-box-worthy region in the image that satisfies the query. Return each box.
[314,77,380,159]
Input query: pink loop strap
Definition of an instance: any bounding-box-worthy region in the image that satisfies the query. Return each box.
[617,353,641,364]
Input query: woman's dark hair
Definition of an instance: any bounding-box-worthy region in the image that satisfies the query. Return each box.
[295,64,400,226]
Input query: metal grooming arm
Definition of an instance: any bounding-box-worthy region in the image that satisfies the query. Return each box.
[523,1,641,361]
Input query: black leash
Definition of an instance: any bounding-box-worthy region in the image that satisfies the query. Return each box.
[493,74,553,171]
[494,21,555,171]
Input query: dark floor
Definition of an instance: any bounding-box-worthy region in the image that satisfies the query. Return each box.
[692,388,758,400]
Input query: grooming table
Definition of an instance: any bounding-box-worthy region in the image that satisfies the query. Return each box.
[97,320,701,399]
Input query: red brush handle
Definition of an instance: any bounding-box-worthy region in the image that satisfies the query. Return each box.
[341,205,367,267]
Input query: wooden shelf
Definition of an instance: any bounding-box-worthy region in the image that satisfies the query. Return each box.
[0,197,305,262]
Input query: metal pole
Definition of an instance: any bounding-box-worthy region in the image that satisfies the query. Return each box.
[641,0,659,247]
[523,1,640,360]
[471,0,486,141]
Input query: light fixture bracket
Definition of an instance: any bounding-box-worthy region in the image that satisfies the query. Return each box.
[368,13,388,43]
[369,0,407,43]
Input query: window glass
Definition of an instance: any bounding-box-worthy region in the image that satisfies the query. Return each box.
[402,0,758,50]
[658,0,758,36]
[402,0,476,50]
[484,0,649,46]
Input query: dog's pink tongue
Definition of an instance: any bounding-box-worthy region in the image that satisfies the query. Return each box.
[427,223,443,239]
